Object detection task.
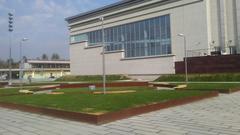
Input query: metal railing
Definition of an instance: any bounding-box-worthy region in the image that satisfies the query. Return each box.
[187,46,237,57]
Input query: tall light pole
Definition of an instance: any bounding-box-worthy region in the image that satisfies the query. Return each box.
[178,33,188,84]
[19,38,28,90]
[8,13,14,86]
[100,17,106,94]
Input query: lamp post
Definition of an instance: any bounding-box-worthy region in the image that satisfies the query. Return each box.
[8,13,14,86]
[177,33,188,84]
[100,17,106,94]
[19,38,28,90]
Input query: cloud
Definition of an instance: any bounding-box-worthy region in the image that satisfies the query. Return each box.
[15,13,57,35]
[0,2,10,12]
[0,0,120,60]
[0,0,6,4]
[33,0,78,17]
[0,17,7,26]
[16,0,23,4]
[15,0,72,33]
[34,0,53,13]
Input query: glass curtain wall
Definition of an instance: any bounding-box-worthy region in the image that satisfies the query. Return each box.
[70,14,171,58]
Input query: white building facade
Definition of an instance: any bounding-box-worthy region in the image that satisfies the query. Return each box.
[66,0,239,79]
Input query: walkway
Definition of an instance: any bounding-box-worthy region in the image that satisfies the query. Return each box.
[1,93,240,135]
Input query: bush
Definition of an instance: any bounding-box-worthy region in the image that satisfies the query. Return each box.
[155,73,240,82]
[55,75,130,82]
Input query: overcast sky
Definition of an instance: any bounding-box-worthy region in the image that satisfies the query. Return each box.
[0,0,119,61]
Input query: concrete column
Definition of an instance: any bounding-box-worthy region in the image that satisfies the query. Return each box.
[60,71,63,77]
[206,0,222,54]
[223,0,238,54]
[32,71,35,78]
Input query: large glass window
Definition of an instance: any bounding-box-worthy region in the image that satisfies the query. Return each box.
[70,14,171,58]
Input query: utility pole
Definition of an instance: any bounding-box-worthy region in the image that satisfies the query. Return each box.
[100,17,106,94]
[178,33,188,84]
[8,13,14,86]
[19,38,28,90]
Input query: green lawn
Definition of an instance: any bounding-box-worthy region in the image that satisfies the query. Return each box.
[54,87,149,93]
[16,82,62,87]
[155,73,240,82]
[0,87,208,114]
[0,86,40,96]
[0,88,20,96]
[55,75,130,82]
[186,83,240,90]
[172,83,240,92]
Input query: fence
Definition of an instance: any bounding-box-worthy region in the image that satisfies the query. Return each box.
[175,54,240,74]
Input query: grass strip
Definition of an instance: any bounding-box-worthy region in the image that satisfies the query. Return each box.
[155,73,240,82]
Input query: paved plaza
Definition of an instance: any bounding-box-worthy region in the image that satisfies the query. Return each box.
[1,92,240,135]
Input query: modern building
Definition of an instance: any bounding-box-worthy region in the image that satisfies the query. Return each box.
[66,0,240,79]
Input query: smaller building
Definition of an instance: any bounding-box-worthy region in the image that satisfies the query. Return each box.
[23,60,70,79]
[0,60,70,80]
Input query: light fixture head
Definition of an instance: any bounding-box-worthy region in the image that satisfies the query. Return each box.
[99,17,104,21]
[22,38,28,41]
[8,13,13,16]
[177,33,185,37]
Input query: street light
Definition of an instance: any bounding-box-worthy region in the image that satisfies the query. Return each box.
[19,38,28,90]
[8,13,14,86]
[177,33,188,84]
[100,16,106,94]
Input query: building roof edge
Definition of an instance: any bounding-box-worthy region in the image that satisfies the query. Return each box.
[65,0,143,22]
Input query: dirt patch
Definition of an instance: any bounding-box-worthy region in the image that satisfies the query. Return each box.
[40,85,60,89]
[47,92,64,95]
[0,82,8,88]
[93,90,136,94]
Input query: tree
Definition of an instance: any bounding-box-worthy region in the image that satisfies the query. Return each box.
[7,58,14,66]
[22,56,28,63]
[0,59,7,69]
[41,54,48,60]
[0,59,19,69]
[51,53,60,60]
[6,59,18,68]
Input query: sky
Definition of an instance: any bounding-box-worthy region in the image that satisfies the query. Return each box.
[0,0,119,61]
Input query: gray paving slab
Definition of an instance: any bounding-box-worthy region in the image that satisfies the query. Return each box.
[1,92,240,135]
